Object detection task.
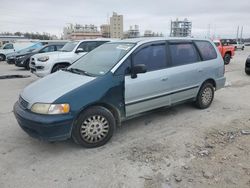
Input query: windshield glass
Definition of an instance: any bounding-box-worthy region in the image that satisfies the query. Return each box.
[68,42,135,76]
[59,41,78,52]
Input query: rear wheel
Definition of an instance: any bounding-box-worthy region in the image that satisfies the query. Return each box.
[51,64,69,73]
[72,106,115,148]
[224,53,231,65]
[0,54,6,61]
[195,83,214,109]
[242,46,244,50]
[245,69,250,75]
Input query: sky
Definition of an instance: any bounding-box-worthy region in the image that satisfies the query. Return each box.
[0,0,250,38]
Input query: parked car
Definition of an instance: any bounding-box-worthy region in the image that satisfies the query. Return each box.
[6,42,43,64]
[213,39,235,64]
[14,38,226,148]
[14,43,66,70]
[30,39,113,77]
[0,42,36,61]
[221,39,245,51]
[245,55,250,75]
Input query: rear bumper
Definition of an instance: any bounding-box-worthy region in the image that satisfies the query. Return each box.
[215,77,226,90]
[13,102,74,141]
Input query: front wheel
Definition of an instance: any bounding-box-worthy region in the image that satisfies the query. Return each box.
[224,53,231,65]
[195,83,214,109]
[72,106,115,148]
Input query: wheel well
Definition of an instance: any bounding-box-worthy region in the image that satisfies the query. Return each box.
[203,79,216,89]
[0,53,6,58]
[53,62,71,69]
[224,52,231,57]
[77,103,121,127]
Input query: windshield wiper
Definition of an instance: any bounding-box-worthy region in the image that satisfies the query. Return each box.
[64,68,95,77]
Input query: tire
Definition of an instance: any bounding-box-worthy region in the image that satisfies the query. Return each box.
[72,106,115,148]
[245,69,250,75]
[51,64,68,73]
[25,58,30,70]
[195,83,214,109]
[0,54,6,61]
[224,53,231,65]
[242,46,244,51]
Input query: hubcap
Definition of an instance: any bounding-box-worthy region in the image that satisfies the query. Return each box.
[80,115,109,143]
[201,87,213,106]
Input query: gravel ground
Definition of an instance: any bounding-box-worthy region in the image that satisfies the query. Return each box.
[0,48,250,188]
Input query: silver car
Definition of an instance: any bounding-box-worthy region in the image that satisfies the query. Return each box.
[14,38,226,148]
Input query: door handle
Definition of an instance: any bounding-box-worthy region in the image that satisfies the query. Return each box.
[161,78,168,81]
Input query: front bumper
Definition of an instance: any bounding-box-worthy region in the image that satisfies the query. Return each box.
[15,59,26,67]
[14,102,74,141]
[7,58,15,64]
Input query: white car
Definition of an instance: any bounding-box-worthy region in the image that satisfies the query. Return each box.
[30,39,112,77]
[0,42,35,61]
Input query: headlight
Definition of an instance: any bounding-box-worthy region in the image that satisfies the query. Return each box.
[31,103,70,114]
[37,56,49,62]
[17,55,26,59]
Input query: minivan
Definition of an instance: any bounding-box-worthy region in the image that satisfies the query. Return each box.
[14,38,226,148]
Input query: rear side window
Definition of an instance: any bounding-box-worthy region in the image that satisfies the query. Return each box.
[133,44,167,71]
[195,41,217,61]
[169,43,199,66]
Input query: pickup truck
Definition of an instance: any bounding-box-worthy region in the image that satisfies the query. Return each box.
[213,40,235,64]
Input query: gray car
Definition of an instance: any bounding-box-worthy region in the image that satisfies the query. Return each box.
[14,38,226,148]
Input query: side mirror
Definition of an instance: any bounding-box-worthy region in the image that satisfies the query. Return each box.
[75,48,85,53]
[131,64,147,79]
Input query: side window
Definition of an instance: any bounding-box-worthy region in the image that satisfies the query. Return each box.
[40,46,55,53]
[195,41,217,61]
[169,43,199,66]
[133,44,167,72]
[3,44,14,49]
[56,45,64,50]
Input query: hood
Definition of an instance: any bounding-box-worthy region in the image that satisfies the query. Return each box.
[16,52,34,57]
[21,70,96,108]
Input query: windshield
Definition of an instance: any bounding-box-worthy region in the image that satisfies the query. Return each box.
[59,41,78,52]
[17,43,43,54]
[68,43,135,76]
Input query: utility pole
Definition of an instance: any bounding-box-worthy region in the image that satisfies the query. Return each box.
[240,26,243,43]
[236,26,239,42]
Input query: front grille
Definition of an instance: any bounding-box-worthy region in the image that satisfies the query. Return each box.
[19,96,29,109]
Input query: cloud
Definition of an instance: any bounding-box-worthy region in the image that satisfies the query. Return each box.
[0,0,249,38]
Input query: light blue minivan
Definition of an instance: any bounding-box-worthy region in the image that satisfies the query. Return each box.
[14,38,226,148]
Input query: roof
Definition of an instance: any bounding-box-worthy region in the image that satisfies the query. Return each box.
[119,37,212,45]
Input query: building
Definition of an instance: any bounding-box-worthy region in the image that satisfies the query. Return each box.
[144,30,164,37]
[124,25,140,38]
[63,24,102,40]
[170,18,192,37]
[110,12,123,38]
[100,24,110,38]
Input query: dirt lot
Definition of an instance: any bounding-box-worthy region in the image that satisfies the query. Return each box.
[0,48,250,188]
